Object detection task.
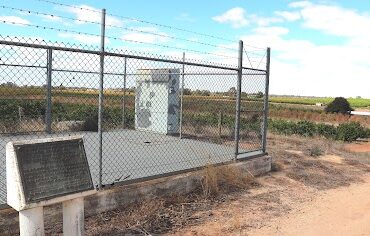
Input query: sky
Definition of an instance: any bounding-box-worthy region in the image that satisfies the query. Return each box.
[0,0,369,98]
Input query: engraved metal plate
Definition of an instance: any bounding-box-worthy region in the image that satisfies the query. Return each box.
[14,138,93,203]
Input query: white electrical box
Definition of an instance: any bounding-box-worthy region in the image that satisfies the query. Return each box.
[135,68,180,135]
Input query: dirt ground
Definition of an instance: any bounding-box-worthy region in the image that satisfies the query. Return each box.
[51,134,370,236]
[345,141,370,153]
[247,174,370,236]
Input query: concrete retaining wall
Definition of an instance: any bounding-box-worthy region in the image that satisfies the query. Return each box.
[0,155,271,235]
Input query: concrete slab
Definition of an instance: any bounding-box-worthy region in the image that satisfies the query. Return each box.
[0,129,258,206]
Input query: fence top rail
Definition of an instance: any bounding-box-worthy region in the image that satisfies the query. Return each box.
[0,39,267,73]
[242,67,267,73]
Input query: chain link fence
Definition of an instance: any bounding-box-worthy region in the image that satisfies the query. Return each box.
[0,37,270,206]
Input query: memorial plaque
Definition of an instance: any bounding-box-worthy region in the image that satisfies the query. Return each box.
[13,138,93,203]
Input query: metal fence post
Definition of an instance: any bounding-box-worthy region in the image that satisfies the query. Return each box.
[262,48,271,153]
[98,8,106,189]
[45,48,52,134]
[179,52,185,138]
[122,57,127,129]
[234,40,243,159]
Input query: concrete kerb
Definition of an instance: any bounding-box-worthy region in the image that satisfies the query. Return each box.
[0,154,271,235]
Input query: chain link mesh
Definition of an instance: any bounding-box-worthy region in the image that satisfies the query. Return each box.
[239,68,267,153]
[0,36,269,205]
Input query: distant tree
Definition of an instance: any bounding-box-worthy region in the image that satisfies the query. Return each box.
[194,89,210,96]
[228,87,237,97]
[183,88,192,95]
[325,97,353,114]
[202,90,211,96]
[256,91,264,98]
[59,83,66,90]
[0,82,18,87]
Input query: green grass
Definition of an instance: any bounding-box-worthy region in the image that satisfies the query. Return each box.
[1,86,369,109]
[269,96,370,108]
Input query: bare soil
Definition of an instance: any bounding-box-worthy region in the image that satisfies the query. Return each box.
[247,174,370,236]
[47,134,370,235]
[345,141,370,153]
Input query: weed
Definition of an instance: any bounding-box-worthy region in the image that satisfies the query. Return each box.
[200,164,254,198]
[271,161,284,172]
[308,146,323,157]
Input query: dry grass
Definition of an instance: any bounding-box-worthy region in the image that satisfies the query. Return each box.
[228,215,243,231]
[200,164,254,198]
[43,164,256,235]
[267,133,370,190]
[44,133,370,235]
[0,119,45,133]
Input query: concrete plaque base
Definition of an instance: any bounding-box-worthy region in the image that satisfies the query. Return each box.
[19,206,44,236]
[63,197,84,236]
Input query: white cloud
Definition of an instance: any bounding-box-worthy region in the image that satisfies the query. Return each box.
[65,5,123,27]
[121,27,169,44]
[0,16,30,26]
[240,23,370,98]
[249,15,283,26]
[274,11,301,21]
[253,26,289,36]
[212,7,249,28]
[288,1,312,8]
[58,32,108,45]
[188,37,199,42]
[40,14,62,22]
[213,7,284,27]
[295,3,370,46]
[175,13,196,22]
[211,1,368,97]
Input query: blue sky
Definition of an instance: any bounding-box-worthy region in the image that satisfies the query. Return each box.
[0,0,370,98]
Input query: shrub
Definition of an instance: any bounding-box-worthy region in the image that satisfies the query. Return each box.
[269,119,297,135]
[364,128,370,138]
[336,122,364,142]
[271,161,283,172]
[325,97,353,114]
[83,113,99,132]
[316,123,337,139]
[308,146,323,157]
[360,128,370,139]
[269,119,369,142]
[295,121,316,137]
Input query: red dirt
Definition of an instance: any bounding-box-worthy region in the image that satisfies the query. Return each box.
[345,141,370,153]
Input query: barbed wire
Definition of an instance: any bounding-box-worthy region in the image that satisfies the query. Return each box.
[256,51,267,69]
[244,47,268,70]
[0,5,100,24]
[243,48,254,69]
[0,20,100,37]
[36,0,101,12]
[106,26,239,52]
[0,20,239,60]
[106,35,239,59]
[34,0,266,50]
[36,0,235,43]
[1,5,240,52]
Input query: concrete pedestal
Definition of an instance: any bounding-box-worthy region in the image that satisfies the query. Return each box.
[63,197,84,236]
[19,206,45,236]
